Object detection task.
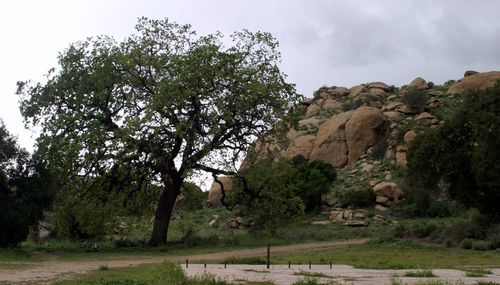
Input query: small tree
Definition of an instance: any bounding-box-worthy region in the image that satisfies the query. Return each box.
[18,18,300,246]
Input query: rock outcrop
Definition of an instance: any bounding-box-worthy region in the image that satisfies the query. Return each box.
[207,176,233,207]
[447,71,500,94]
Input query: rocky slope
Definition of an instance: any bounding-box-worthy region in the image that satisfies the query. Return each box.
[208,71,500,213]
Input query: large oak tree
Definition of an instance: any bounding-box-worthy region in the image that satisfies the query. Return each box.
[18,18,300,246]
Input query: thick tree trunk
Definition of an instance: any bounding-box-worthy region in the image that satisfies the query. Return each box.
[148,177,182,247]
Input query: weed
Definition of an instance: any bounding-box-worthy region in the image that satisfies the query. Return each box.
[464,268,492,277]
[460,238,473,250]
[471,241,490,251]
[224,256,267,265]
[293,270,333,278]
[243,269,271,273]
[404,269,436,277]
[99,265,109,271]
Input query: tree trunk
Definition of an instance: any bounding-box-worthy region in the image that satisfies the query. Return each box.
[148,177,182,247]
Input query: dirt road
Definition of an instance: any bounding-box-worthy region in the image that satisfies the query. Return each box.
[0,239,368,284]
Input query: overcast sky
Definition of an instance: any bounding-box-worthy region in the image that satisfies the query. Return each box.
[1,0,500,151]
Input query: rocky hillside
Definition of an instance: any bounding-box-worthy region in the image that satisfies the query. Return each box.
[208,71,500,212]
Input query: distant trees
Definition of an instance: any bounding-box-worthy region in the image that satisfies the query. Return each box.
[407,83,500,219]
[0,121,54,247]
[17,18,300,246]
[229,155,336,231]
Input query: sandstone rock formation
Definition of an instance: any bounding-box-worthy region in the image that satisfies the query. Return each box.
[408,77,429,89]
[207,176,233,206]
[447,71,500,94]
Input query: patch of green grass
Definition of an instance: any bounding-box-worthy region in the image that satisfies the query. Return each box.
[464,268,492,277]
[404,269,436,277]
[243,269,271,273]
[392,279,466,285]
[476,282,500,285]
[292,277,338,285]
[55,262,230,285]
[272,240,500,269]
[293,270,333,278]
[224,256,267,265]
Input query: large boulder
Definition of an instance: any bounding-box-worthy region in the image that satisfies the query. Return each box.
[286,135,316,159]
[309,111,354,167]
[321,99,343,111]
[373,182,403,200]
[207,176,233,207]
[447,71,500,94]
[306,103,322,117]
[349,85,366,98]
[408,77,429,89]
[368,82,391,92]
[345,107,386,164]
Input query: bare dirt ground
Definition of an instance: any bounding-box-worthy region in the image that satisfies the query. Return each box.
[0,239,367,284]
[183,264,500,285]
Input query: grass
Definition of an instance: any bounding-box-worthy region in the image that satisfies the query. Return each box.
[272,239,500,269]
[463,268,492,277]
[243,269,271,273]
[292,277,339,285]
[404,269,436,277]
[392,280,468,285]
[0,248,42,269]
[293,270,333,278]
[224,256,267,265]
[54,261,236,285]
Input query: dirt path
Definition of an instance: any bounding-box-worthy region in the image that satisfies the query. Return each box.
[0,239,368,284]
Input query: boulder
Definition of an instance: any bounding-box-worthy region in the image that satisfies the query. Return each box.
[384,111,401,120]
[369,179,381,187]
[408,77,429,89]
[321,99,343,111]
[298,117,324,128]
[326,86,349,96]
[376,196,391,206]
[286,134,316,160]
[375,204,389,212]
[372,182,403,200]
[345,107,386,164]
[417,112,435,120]
[403,130,417,145]
[369,88,388,98]
[349,85,366,98]
[310,111,354,167]
[207,176,233,207]
[368,82,391,92]
[396,145,408,166]
[383,102,403,112]
[361,163,375,173]
[306,103,322,117]
[447,71,500,94]
[311,220,331,225]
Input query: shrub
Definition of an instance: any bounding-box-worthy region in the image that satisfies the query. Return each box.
[401,88,429,113]
[443,238,454,248]
[460,238,473,249]
[488,234,500,249]
[471,240,490,251]
[404,269,436,277]
[292,277,320,285]
[411,222,437,238]
[340,187,376,208]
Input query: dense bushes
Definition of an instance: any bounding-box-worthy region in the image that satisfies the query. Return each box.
[229,155,336,231]
[407,83,500,219]
[0,121,55,247]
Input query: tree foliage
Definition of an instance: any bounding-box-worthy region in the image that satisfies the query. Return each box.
[229,155,336,231]
[407,83,500,219]
[0,121,54,247]
[17,18,300,245]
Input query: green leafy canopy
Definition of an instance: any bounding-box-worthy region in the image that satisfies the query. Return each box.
[17,17,301,187]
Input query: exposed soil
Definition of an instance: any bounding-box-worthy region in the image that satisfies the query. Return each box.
[0,239,367,284]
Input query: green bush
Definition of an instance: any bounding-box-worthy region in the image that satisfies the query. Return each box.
[404,269,436,277]
[488,234,500,249]
[411,222,437,238]
[443,238,454,248]
[460,238,473,249]
[401,88,429,113]
[339,187,376,208]
[292,277,320,285]
[471,240,490,251]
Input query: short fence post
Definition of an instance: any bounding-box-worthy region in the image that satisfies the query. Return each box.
[288,261,291,269]
[204,263,207,269]
[185,259,188,269]
[224,261,227,269]
[267,243,271,269]
[330,261,332,269]
[309,261,311,269]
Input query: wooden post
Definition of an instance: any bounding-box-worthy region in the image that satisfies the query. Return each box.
[204,263,206,268]
[330,261,332,269]
[185,259,188,268]
[224,261,227,269]
[267,243,271,269]
[288,261,291,269]
[309,261,311,269]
